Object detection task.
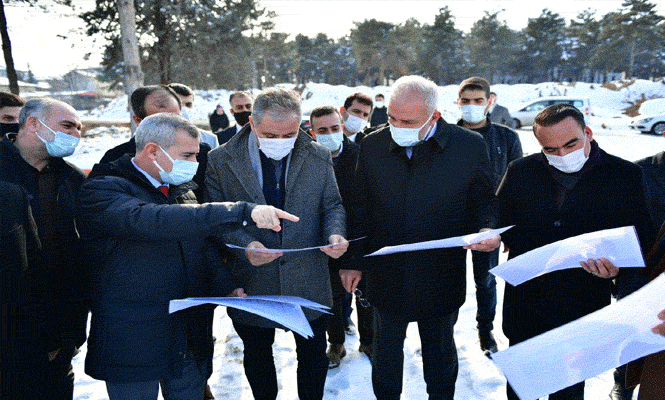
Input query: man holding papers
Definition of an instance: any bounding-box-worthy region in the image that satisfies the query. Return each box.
[497,103,654,400]
[205,88,347,400]
[341,75,499,400]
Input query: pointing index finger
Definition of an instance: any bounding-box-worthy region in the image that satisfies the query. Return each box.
[275,209,300,222]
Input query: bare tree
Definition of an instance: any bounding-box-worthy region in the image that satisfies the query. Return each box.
[0,1,20,94]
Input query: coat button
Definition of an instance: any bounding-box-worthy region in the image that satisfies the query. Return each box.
[242,220,248,226]
[553,220,561,227]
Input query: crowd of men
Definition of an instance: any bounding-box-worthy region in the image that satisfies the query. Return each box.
[1,74,665,400]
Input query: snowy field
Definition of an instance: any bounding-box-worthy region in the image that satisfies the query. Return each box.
[68,80,665,399]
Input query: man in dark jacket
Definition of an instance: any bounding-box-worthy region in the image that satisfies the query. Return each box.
[637,150,665,231]
[205,88,348,400]
[457,77,523,356]
[0,98,88,399]
[497,103,654,400]
[99,84,211,202]
[79,113,297,400]
[215,91,253,145]
[309,106,374,368]
[0,91,24,135]
[369,93,388,127]
[209,104,229,133]
[341,92,373,144]
[341,75,500,400]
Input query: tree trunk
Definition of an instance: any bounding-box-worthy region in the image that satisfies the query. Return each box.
[117,0,144,130]
[0,1,19,95]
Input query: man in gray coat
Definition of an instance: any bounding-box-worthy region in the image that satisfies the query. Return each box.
[205,88,348,400]
[488,92,515,128]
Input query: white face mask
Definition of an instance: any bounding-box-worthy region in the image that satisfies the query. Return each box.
[389,112,434,147]
[316,131,344,152]
[344,114,366,134]
[375,101,385,108]
[258,136,297,160]
[460,104,487,125]
[153,146,199,185]
[543,135,589,173]
[36,119,80,158]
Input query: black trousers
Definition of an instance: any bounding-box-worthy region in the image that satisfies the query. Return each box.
[1,344,75,400]
[327,268,373,345]
[232,315,329,400]
[372,307,459,400]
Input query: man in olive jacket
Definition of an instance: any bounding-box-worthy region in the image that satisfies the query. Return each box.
[205,88,347,400]
[341,76,500,400]
[79,113,297,400]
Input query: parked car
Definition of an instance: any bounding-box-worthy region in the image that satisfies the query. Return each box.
[630,114,665,135]
[510,97,591,128]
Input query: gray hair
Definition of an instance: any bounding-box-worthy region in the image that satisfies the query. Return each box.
[18,98,68,129]
[251,88,301,125]
[134,113,200,151]
[391,75,439,115]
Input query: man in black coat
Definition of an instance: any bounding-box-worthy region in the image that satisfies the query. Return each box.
[79,113,297,400]
[497,104,654,400]
[100,84,211,202]
[341,75,500,400]
[637,150,665,231]
[309,106,374,368]
[456,77,523,356]
[369,93,388,127]
[341,92,373,144]
[215,91,253,145]
[0,98,88,400]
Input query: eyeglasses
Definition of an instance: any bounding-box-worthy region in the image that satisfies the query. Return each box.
[354,289,371,308]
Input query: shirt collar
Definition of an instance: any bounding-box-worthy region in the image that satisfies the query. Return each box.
[131,157,162,188]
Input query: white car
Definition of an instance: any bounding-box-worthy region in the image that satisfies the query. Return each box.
[630,114,665,135]
[510,97,591,128]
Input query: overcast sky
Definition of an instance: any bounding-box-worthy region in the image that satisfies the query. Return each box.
[4,0,664,78]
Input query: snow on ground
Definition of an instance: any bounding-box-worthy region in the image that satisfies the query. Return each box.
[70,81,663,399]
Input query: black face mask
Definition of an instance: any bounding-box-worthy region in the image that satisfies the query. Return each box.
[0,122,19,136]
[233,111,251,127]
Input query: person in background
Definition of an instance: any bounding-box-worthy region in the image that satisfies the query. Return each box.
[99,84,211,202]
[341,75,500,400]
[205,88,348,400]
[216,91,253,145]
[369,93,388,127]
[0,91,25,135]
[456,77,523,357]
[0,98,88,400]
[497,103,654,400]
[209,104,230,134]
[309,106,374,368]
[488,91,515,128]
[79,112,296,400]
[341,92,373,144]
[168,83,219,149]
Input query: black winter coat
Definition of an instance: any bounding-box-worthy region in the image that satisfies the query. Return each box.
[457,118,522,190]
[498,145,654,343]
[0,134,88,352]
[637,150,665,230]
[79,155,253,382]
[348,120,498,320]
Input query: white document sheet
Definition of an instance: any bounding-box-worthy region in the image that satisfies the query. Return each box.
[225,237,366,254]
[169,296,330,338]
[490,226,645,286]
[492,274,665,400]
[365,226,513,257]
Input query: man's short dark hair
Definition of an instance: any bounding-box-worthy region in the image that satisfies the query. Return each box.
[130,85,181,120]
[229,91,253,105]
[458,77,490,99]
[534,103,586,131]
[343,92,373,110]
[310,106,342,127]
[375,94,385,100]
[0,92,25,109]
[167,83,193,97]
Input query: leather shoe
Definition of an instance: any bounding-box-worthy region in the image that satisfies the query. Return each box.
[479,331,498,356]
[327,344,346,369]
[359,343,373,359]
[608,382,634,400]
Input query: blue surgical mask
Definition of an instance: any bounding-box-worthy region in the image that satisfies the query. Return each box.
[36,119,80,157]
[153,146,199,185]
[344,114,366,134]
[389,112,434,147]
[316,131,344,152]
[460,105,487,125]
